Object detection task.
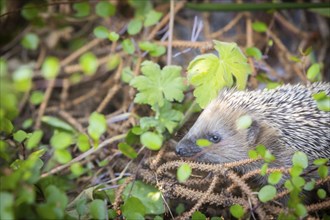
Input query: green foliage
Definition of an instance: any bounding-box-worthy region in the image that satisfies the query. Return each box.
[13,66,33,92]
[41,56,60,79]
[73,2,90,17]
[144,10,163,27]
[26,130,43,149]
[236,115,253,130]
[177,163,192,183]
[307,63,321,82]
[41,116,75,132]
[130,61,185,108]
[93,26,109,39]
[196,138,212,147]
[268,171,282,185]
[258,185,277,202]
[95,1,115,17]
[89,199,107,219]
[21,3,39,20]
[139,41,166,57]
[108,32,120,42]
[121,197,145,219]
[140,132,163,150]
[107,54,121,71]
[252,21,268,32]
[30,91,44,105]
[118,142,138,159]
[79,52,99,76]
[312,91,330,112]
[128,18,143,35]
[21,33,39,50]
[77,134,90,152]
[230,204,245,219]
[246,47,263,60]
[292,151,308,169]
[121,180,165,215]
[192,211,206,220]
[187,40,251,108]
[50,132,73,150]
[317,188,327,199]
[88,112,107,145]
[122,38,135,54]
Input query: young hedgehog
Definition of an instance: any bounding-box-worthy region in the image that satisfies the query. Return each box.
[176,83,330,174]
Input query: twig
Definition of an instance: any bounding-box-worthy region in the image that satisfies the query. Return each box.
[34,79,55,129]
[167,0,175,65]
[210,13,244,38]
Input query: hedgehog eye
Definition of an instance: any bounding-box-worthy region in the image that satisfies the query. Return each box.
[208,134,221,143]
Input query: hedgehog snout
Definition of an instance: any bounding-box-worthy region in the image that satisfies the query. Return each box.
[176,138,202,157]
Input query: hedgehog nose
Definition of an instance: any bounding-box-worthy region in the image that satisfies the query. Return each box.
[175,146,188,156]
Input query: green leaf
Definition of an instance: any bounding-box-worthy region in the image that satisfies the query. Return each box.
[144,10,163,27]
[90,199,107,219]
[248,150,258,159]
[13,130,28,143]
[41,56,60,79]
[95,1,115,17]
[317,188,327,199]
[307,63,320,82]
[294,203,307,217]
[175,203,185,215]
[316,97,330,112]
[292,151,308,169]
[317,165,328,179]
[13,67,33,92]
[313,158,328,165]
[26,130,43,149]
[121,180,164,215]
[140,132,162,150]
[21,33,39,50]
[73,2,90,17]
[291,176,305,188]
[157,101,184,133]
[246,47,262,60]
[79,52,99,76]
[187,41,251,108]
[230,204,245,219]
[77,134,90,152]
[44,185,68,209]
[118,142,138,159]
[268,171,282,185]
[121,67,134,83]
[41,116,75,132]
[93,26,109,39]
[21,3,39,20]
[121,197,146,218]
[255,144,266,157]
[122,39,135,54]
[0,192,14,220]
[236,115,253,130]
[70,162,84,176]
[22,118,33,129]
[139,41,156,51]
[30,91,44,105]
[196,139,212,147]
[303,179,315,191]
[312,91,327,100]
[50,132,73,150]
[252,21,268,32]
[0,118,14,135]
[108,32,119,42]
[106,54,121,71]
[177,163,192,183]
[261,163,268,176]
[130,61,185,107]
[290,165,303,177]
[258,185,276,202]
[88,112,107,142]
[191,211,206,220]
[128,18,143,35]
[54,149,72,164]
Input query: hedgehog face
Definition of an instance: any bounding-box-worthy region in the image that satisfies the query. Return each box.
[176,100,260,164]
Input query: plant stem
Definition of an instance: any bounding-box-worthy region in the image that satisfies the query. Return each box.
[186,2,330,12]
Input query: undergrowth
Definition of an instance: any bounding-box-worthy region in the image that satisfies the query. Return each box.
[0,0,329,219]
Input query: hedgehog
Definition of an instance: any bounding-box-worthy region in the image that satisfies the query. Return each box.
[176,83,330,176]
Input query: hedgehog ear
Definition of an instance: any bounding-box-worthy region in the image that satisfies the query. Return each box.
[246,120,260,146]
